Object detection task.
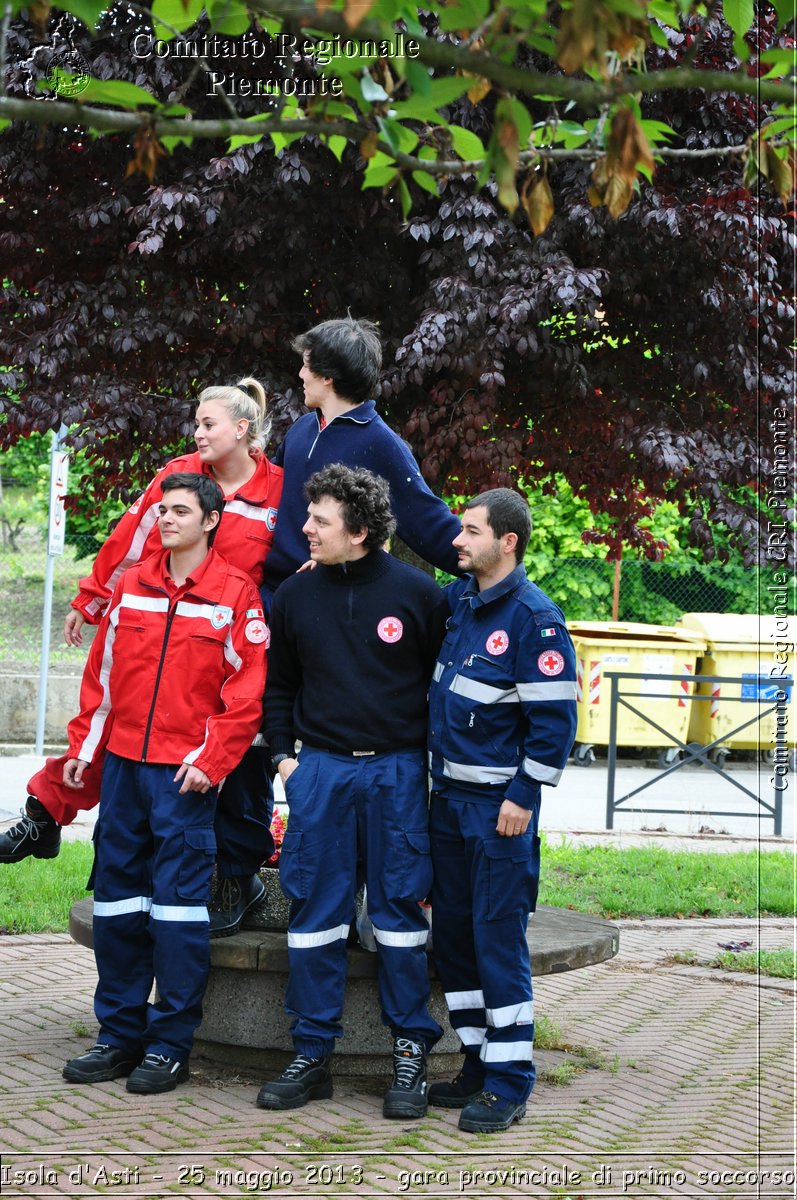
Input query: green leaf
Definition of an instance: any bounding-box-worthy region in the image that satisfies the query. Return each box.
[62,0,107,30]
[722,0,754,42]
[326,135,348,161]
[151,0,205,39]
[208,0,251,36]
[362,163,399,188]
[160,133,194,152]
[448,124,486,161]
[505,97,532,145]
[0,119,10,135]
[390,76,471,121]
[412,168,439,195]
[438,0,489,32]
[398,176,412,219]
[40,75,159,108]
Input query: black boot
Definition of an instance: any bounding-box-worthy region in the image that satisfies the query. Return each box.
[256,1054,333,1110]
[0,797,61,863]
[208,873,266,937]
[383,1037,428,1118]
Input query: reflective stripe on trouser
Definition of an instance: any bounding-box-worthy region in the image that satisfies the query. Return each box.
[429,790,541,1104]
[91,752,217,1060]
[29,738,270,878]
[279,747,442,1058]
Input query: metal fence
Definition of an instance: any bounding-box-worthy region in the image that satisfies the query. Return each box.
[0,523,765,672]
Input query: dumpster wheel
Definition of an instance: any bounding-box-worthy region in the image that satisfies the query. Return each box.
[573,743,596,767]
[708,746,730,768]
[657,747,681,769]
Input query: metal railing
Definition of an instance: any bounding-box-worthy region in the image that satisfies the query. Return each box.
[604,670,792,835]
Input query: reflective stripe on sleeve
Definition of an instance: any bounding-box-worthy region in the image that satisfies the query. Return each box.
[93,896,152,918]
[516,681,578,702]
[151,903,209,922]
[522,756,563,784]
[287,924,350,949]
[433,662,444,682]
[486,1000,534,1028]
[371,925,429,948]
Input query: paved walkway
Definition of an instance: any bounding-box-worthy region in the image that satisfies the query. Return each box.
[1,918,793,1197]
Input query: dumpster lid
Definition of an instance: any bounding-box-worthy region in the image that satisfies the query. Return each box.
[566,620,706,646]
[677,612,794,646]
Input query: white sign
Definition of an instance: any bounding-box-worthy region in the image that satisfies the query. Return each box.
[47,449,69,556]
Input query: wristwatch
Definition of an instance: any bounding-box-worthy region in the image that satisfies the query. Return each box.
[271,753,291,771]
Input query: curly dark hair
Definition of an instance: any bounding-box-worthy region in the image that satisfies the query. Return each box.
[304,464,396,550]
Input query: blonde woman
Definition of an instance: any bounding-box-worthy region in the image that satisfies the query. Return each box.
[2,379,282,935]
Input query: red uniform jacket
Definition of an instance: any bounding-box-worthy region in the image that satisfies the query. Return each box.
[71,451,282,624]
[67,548,267,786]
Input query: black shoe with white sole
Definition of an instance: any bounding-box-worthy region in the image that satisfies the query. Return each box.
[126,1053,190,1094]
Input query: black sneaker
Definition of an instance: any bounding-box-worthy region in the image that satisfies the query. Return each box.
[256,1054,333,1110]
[209,873,266,938]
[458,1090,527,1133]
[126,1053,190,1094]
[383,1037,427,1119]
[63,1043,141,1084]
[0,797,61,863]
[428,1068,485,1109]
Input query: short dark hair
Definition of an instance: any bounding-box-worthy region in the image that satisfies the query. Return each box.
[464,488,532,564]
[292,317,382,405]
[161,472,224,522]
[305,464,396,550]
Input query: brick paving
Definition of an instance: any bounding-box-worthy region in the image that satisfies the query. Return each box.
[0,921,794,1198]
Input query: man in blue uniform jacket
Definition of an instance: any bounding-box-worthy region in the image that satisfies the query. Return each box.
[427,488,577,1133]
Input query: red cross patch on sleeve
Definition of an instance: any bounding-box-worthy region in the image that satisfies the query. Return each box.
[538,649,565,676]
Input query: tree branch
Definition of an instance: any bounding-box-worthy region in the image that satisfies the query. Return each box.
[248,0,795,105]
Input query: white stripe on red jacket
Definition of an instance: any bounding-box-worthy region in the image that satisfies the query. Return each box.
[67,547,267,785]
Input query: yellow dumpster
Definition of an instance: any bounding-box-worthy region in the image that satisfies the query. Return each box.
[567,622,706,767]
[676,613,796,766]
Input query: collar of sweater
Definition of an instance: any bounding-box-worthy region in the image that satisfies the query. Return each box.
[321,548,391,584]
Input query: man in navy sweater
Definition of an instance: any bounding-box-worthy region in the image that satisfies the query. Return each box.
[262,316,461,606]
[259,464,448,1119]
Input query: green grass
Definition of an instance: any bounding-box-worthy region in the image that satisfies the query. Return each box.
[539,835,794,918]
[672,948,795,978]
[0,839,792,934]
[0,841,94,932]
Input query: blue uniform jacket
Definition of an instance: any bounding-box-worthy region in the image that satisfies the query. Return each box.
[429,565,578,810]
[264,401,461,590]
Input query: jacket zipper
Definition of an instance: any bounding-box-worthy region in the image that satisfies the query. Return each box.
[141,596,178,761]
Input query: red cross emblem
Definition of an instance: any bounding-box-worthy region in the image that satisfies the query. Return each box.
[538,649,565,676]
[486,630,509,655]
[378,616,403,644]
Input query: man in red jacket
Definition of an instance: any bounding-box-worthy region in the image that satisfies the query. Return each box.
[61,473,267,1095]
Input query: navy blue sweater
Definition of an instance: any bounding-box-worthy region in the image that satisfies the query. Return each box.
[266,549,448,756]
[264,402,461,593]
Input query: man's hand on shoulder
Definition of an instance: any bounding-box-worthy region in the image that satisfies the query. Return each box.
[496,799,532,837]
[174,763,213,794]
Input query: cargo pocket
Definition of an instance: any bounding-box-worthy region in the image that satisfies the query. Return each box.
[483,833,535,922]
[177,826,217,901]
[278,829,308,901]
[383,829,433,901]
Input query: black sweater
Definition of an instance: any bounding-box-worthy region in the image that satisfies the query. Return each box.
[265,549,448,756]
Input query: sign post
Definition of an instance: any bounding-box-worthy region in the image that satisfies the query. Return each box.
[35,426,69,755]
